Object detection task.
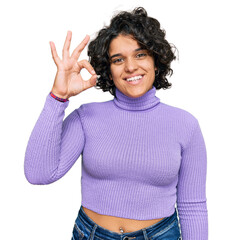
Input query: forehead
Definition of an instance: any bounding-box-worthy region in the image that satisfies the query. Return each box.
[109,35,141,55]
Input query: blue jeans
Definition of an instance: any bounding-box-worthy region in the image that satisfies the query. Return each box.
[71,205,182,240]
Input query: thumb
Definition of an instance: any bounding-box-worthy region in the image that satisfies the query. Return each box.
[83,74,98,90]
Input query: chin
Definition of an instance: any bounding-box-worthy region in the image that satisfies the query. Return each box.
[125,88,148,98]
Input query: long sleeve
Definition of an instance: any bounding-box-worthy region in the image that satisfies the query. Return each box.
[24,93,85,185]
[177,119,208,239]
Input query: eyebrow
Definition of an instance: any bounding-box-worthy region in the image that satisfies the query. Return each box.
[109,47,145,60]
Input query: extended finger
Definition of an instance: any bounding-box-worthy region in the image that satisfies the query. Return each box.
[76,59,96,75]
[71,35,90,60]
[49,41,61,66]
[62,30,72,59]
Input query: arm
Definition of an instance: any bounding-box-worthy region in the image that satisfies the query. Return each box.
[24,93,85,184]
[177,119,208,240]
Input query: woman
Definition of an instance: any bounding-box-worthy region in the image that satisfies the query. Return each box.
[24,7,208,240]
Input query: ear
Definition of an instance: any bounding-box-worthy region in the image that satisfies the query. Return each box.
[154,65,158,71]
[109,73,113,81]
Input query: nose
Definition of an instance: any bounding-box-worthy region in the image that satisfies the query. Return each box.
[124,58,138,72]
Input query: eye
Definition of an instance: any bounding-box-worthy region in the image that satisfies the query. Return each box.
[136,53,147,58]
[112,58,124,64]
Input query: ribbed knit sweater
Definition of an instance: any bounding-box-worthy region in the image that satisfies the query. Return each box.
[24,86,208,239]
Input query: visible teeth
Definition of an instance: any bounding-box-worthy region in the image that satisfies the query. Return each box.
[126,75,142,82]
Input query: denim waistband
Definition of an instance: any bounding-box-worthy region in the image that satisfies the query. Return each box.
[76,206,178,240]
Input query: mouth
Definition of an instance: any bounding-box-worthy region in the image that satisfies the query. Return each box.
[124,75,144,85]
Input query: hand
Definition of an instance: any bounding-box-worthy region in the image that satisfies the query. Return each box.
[49,31,97,99]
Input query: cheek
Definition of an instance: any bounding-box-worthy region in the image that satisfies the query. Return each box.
[148,61,156,75]
[142,62,155,74]
[110,66,122,80]
[146,65,156,80]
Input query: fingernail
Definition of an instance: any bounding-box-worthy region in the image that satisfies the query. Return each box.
[91,70,96,74]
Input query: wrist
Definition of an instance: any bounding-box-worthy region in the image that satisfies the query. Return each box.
[50,91,69,102]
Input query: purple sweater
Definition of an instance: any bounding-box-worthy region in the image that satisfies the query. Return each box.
[24,86,208,239]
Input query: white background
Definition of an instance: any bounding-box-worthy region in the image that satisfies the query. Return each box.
[0,0,231,239]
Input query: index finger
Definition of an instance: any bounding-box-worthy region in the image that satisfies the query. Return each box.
[71,35,90,60]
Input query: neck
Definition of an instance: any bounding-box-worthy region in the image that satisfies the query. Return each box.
[113,86,160,111]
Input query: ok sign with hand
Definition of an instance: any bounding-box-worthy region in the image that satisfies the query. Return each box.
[49,31,97,100]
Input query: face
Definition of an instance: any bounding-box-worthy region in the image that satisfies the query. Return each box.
[109,34,157,98]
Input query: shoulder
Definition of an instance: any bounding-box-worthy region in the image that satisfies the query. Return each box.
[159,102,202,147]
[76,100,113,116]
[158,102,199,128]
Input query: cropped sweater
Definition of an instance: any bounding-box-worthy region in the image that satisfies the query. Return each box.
[24,86,208,239]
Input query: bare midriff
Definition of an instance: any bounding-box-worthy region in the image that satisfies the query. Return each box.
[82,206,165,234]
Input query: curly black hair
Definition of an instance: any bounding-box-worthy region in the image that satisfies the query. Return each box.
[88,7,178,97]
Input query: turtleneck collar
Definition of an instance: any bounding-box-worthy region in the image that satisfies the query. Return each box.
[113,86,160,111]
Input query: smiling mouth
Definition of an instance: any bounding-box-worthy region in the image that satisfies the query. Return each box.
[124,75,144,84]
[124,75,144,81]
